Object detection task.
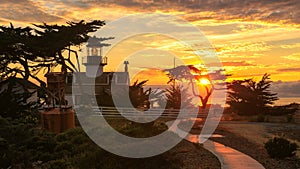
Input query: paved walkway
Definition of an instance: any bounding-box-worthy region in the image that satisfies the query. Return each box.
[166,121,265,169]
[203,140,265,169]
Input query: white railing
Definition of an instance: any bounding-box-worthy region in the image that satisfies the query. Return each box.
[73,106,220,119]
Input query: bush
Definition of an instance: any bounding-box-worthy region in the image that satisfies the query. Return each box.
[264,137,298,159]
[44,159,72,169]
[267,104,298,116]
[257,114,265,122]
[286,114,294,123]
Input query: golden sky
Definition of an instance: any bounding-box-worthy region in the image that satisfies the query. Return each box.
[1,0,300,97]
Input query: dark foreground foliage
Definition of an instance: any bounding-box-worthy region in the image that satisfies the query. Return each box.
[265,137,298,159]
[0,116,180,169]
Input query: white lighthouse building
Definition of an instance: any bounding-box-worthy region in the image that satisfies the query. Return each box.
[83,36,112,77]
[66,36,130,106]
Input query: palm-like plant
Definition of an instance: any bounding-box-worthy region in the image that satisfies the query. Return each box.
[129,80,151,109]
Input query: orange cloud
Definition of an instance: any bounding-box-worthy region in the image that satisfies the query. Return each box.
[0,0,64,23]
[1,0,299,84]
[281,53,300,61]
[130,68,169,85]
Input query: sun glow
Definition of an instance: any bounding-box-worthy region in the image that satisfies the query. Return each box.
[199,78,211,85]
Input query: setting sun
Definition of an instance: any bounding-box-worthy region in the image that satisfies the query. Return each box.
[199,78,211,85]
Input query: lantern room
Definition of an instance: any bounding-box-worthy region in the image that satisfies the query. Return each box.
[83,36,113,77]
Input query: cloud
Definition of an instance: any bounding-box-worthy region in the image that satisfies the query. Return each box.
[281,43,300,49]
[218,53,264,59]
[281,53,300,61]
[208,61,254,67]
[217,41,272,53]
[228,73,268,79]
[277,67,300,72]
[2,0,299,25]
[222,61,254,67]
[57,0,91,9]
[271,80,300,97]
[0,0,298,85]
[185,0,300,24]
[0,0,63,23]
[102,0,300,25]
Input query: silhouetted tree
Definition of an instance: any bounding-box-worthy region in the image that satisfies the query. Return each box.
[226,73,278,115]
[165,65,227,109]
[0,77,40,121]
[0,20,105,86]
[0,20,105,110]
[165,84,193,109]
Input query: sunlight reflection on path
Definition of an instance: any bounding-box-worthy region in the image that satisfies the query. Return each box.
[166,120,265,169]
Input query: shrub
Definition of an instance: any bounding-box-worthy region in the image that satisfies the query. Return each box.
[286,114,294,123]
[268,105,298,116]
[193,143,203,149]
[257,114,265,122]
[264,137,298,159]
[44,159,72,169]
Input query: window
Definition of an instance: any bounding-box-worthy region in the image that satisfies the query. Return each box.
[66,74,73,84]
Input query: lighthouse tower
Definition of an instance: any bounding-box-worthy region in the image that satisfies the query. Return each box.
[83,36,113,77]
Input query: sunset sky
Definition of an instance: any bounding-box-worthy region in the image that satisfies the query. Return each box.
[1,0,299,98]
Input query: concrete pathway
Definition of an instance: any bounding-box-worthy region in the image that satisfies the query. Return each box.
[166,121,265,169]
[203,140,265,169]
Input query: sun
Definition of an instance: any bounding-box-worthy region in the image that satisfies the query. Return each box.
[199,78,211,85]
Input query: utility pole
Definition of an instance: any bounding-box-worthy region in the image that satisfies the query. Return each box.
[173,57,176,87]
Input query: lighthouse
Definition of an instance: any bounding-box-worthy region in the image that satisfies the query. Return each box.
[65,36,131,107]
[83,36,114,77]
